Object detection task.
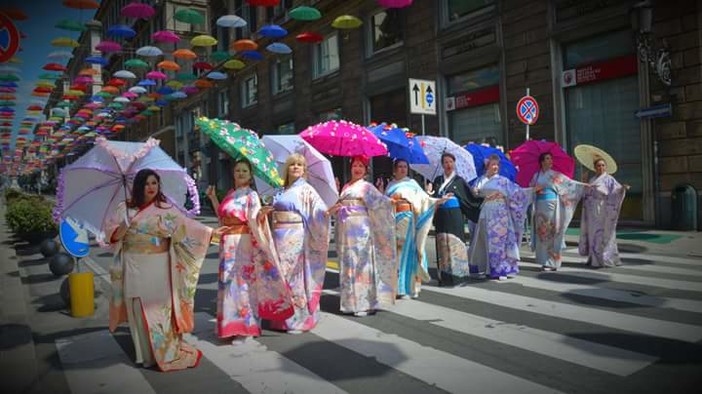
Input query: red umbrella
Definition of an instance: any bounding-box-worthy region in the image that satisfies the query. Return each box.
[193,61,213,70]
[510,140,576,187]
[0,7,28,20]
[107,78,126,86]
[247,0,280,6]
[296,31,323,43]
[62,0,100,9]
[300,120,388,157]
[43,63,66,72]
[26,105,43,111]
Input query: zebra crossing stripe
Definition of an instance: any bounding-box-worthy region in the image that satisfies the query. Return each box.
[185,313,347,394]
[423,285,702,343]
[512,275,702,313]
[313,308,564,394]
[55,330,156,394]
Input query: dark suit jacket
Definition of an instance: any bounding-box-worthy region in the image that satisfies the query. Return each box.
[432,174,483,223]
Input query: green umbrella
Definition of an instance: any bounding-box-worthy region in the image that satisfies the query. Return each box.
[210,50,231,62]
[195,116,283,187]
[175,8,205,24]
[125,58,150,69]
[0,74,20,82]
[175,72,197,81]
[0,101,16,106]
[108,102,124,109]
[55,19,86,32]
[141,110,154,116]
[39,73,62,80]
[95,91,113,98]
[289,6,322,21]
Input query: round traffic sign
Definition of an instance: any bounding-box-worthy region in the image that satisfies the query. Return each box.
[59,217,90,258]
[0,12,20,63]
[516,95,539,125]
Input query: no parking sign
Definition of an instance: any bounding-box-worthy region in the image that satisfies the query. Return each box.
[516,95,539,125]
[0,12,20,63]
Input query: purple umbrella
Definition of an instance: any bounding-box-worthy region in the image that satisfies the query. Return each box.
[96,41,122,53]
[151,30,181,43]
[121,1,156,19]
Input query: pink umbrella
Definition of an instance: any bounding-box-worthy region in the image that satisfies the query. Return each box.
[181,86,198,95]
[300,120,388,157]
[151,30,180,43]
[74,76,94,84]
[145,70,167,80]
[96,40,122,53]
[377,0,413,8]
[121,1,156,19]
[122,91,138,98]
[510,140,576,187]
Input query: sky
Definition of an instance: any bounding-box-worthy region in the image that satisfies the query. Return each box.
[1,0,100,148]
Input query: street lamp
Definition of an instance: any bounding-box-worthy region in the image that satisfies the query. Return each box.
[630,0,672,86]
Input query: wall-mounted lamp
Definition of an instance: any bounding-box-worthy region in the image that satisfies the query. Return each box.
[630,0,671,86]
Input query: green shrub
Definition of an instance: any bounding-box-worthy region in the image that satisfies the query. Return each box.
[4,188,24,203]
[6,198,58,240]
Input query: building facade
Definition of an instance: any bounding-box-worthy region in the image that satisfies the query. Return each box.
[53,0,701,229]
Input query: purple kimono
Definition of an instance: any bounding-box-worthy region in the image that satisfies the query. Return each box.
[579,173,626,267]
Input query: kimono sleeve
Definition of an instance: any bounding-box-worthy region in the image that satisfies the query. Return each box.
[102,201,129,246]
[456,178,483,223]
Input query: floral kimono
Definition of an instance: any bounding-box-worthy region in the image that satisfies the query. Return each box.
[385,177,437,297]
[529,170,585,269]
[216,187,293,339]
[265,178,329,332]
[470,175,533,278]
[579,173,627,267]
[104,201,212,371]
[336,180,396,313]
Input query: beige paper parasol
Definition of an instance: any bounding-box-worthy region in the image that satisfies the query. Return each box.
[574,144,618,174]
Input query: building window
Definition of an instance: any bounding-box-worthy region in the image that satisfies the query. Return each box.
[318,108,342,122]
[443,0,495,24]
[313,33,339,79]
[272,55,294,95]
[368,9,403,54]
[446,65,502,145]
[267,0,293,22]
[218,89,229,116]
[277,122,295,134]
[241,74,258,108]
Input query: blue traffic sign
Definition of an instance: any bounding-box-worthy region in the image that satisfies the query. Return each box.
[59,217,90,258]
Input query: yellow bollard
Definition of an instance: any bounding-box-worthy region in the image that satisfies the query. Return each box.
[68,271,94,317]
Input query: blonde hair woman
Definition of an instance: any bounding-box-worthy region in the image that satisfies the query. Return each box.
[258,153,330,333]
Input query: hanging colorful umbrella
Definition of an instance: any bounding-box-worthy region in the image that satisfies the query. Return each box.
[259,24,287,38]
[43,63,66,72]
[247,0,280,6]
[206,71,227,80]
[216,15,247,28]
[193,61,213,70]
[289,6,322,21]
[128,86,147,94]
[156,86,174,95]
[190,34,217,47]
[240,50,263,61]
[107,24,137,39]
[84,55,108,65]
[96,40,122,53]
[174,8,205,24]
[107,78,127,86]
[367,123,429,164]
[231,39,258,52]
[62,0,100,9]
[51,37,80,47]
[300,120,388,158]
[194,79,214,89]
[124,58,149,69]
[166,80,184,89]
[48,50,74,59]
[175,73,197,81]
[266,42,292,54]
[137,79,157,87]
[151,30,180,43]
[412,136,477,183]
[377,0,414,8]
[121,1,156,19]
[223,59,246,70]
[145,71,167,80]
[135,46,163,57]
[0,7,28,20]
[332,15,363,29]
[55,19,86,32]
[113,70,137,79]
[79,68,100,76]
[296,31,324,43]
[172,49,197,60]
[157,60,180,71]
[210,51,231,62]
[195,116,283,187]
[0,74,20,82]
[509,140,576,187]
[464,143,517,182]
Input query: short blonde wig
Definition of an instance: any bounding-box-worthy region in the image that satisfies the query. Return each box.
[283,153,308,187]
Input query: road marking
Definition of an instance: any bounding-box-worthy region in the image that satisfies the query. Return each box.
[423,285,702,343]
[56,330,156,394]
[185,313,347,394]
[313,309,563,394]
[616,262,702,277]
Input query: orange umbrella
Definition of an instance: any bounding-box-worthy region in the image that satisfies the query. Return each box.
[79,68,100,76]
[231,39,258,52]
[157,60,181,71]
[194,79,214,89]
[0,7,29,20]
[172,49,197,60]
[101,86,119,94]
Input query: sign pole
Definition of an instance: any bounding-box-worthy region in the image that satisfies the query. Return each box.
[525,88,530,141]
[421,114,425,136]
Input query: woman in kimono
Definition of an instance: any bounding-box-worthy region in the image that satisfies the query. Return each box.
[206,159,292,345]
[431,153,482,286]
[326,156,397,316]
[258,153,329,333]
[382,159,447,299]
[470,155,533,280]
[105,169,219,371]
[530,152,587,271]
[579,158,629,268]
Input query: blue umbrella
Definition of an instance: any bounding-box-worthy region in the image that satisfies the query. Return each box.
[259,24,287,38]
[367,123,429,164]
[464,142,517,183]
[107,24,137,39]
[84,56,109,66]
[240,50,264,61]
[156,86,175,95]
[137,79,157,86]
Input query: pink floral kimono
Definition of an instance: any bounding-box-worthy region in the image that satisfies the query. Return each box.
[216,187,293,339]
[579,173,627,267]
[104,201,212,371]
[335,180,396,313]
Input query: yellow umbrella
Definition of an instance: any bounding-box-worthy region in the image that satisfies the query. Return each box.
[9,57,22,64]
[148,105,161,111]
[35,81,56,88]
[66,89,85,96]
[223,59,246,70]
[332,15,362,29]
[51,37,80,47]
[190,34,218,47]
[574,144,618,175]
[166,80,183,89]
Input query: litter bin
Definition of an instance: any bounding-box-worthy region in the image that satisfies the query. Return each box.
[671,184,698,231]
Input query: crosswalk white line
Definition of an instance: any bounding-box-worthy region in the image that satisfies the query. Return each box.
[313,306,563,394]
[511,275,702,313]
[55,330,156,394]
[185,313,347,394]
[619,252,702,267]
[518,261,702,292]
[615,262,702,277]
[423,285,702,343]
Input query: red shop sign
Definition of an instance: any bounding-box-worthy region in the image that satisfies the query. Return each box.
[446,85,500,111]
[562,54,638,88]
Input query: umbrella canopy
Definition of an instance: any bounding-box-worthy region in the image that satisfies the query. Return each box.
[510,140,575,187]
[135,46,163,57]
[223,59,246,70]
[256,135,338,207]
[173,49,197,60]
[332,15,362,29]
[62,0,99,9]
[190,35,217,47]
[412,136,477,183]
[55,19,86,32]
[367,123,429,164]
[125,58,149,69]
[574,144,618,175]
[145,71,168,80]
[152,30,180,43]
[464,143,517,182]
[377,0,414,8]
[84,55,108,65]
[300,120,388,157]
[266,42,292,54]
[195,117,283,187]
[289,6,322,21]
[216,14,247,28]
[53,136,200,240]
[107,24,136,39]
[231,39,258,52]
[96,40,122,53]
[113,70,137,79]
[157,60,181,71]
[206,71,227,80]
[259,24,287,38]
[210,51,231,62]
[121,1,156,19]
[128,86,147,94]
[174,8,205,24]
